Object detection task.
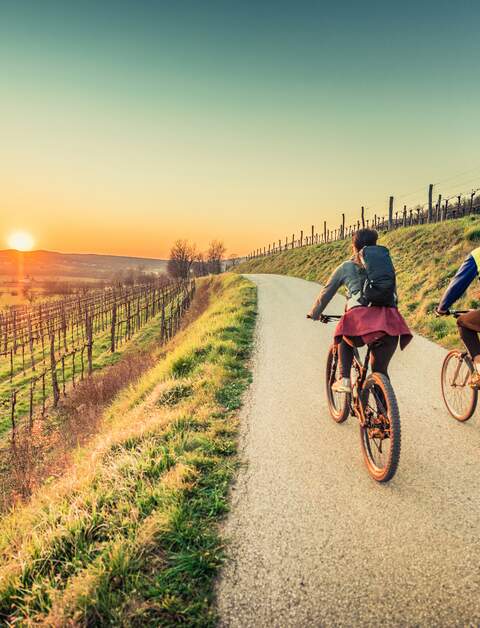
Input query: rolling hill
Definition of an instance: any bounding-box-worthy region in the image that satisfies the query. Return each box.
[0,249,168,280]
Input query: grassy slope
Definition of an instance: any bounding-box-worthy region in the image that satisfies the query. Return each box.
[236,216,480,348]
[0,274,256,626]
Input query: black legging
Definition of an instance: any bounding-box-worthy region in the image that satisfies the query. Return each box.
[339,335,399,378]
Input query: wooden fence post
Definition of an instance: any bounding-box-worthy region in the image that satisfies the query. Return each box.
[111,302,117,353]
[311,225,314,245]
[361,206,365,228]
[428,183,433,222]
[323,221,327,243]
[388,196,394,230]
[341,214,345,239]
[50,332,60,407]
[87,311,93,375]
[300,230,303,247]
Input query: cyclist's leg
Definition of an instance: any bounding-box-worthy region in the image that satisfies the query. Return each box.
[338,337,354,378]
[369,335,399,376]
[457,325,480,359]
[457,312,480,368]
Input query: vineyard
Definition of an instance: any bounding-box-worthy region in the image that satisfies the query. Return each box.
[0,278,195,439]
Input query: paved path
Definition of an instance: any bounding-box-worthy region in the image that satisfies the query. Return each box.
[216,274,480,627]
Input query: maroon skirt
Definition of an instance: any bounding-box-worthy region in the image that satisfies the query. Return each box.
[334,306,412,349]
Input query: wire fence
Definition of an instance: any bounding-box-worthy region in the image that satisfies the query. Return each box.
[0,278,196,441]
[246,183,480,260]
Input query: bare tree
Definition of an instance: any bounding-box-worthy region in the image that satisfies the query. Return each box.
[168,239,197,279]
[207,240,226,275]
[192,251,208,277]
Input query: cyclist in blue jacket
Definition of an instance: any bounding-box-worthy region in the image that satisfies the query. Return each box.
[437,247,480,385]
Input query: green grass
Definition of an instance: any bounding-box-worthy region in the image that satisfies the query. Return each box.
[0,274,256,626]
[236,216,480,348]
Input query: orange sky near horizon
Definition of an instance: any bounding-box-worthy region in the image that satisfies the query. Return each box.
[2,2,480,260]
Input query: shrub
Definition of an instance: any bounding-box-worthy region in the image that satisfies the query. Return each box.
[465,225,480,241]
[157,382,193,406]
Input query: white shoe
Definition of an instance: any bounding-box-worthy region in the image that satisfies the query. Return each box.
[331,377,352,394]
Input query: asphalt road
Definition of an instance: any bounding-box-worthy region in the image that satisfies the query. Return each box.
[216,273,480,627]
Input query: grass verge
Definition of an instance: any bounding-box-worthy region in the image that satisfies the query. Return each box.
[0,273,256,626]
[236,216,480,348]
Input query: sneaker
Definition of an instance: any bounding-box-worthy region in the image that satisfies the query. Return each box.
[331,377,352,394]
[470,371,480,388]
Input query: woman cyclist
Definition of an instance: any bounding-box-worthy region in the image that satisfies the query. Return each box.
[307,228,412,392]
[436,247,480,386]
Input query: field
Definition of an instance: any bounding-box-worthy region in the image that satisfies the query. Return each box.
[236,215,480,348]
[0,249,168,307]
[0,274,256,625]
[0,280,194,440]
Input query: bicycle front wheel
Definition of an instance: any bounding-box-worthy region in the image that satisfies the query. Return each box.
[325,345,350,423]
[360,373,400,483]
[441,350,477,421]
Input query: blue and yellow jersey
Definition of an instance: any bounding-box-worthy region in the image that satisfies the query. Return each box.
[439,247,480,312]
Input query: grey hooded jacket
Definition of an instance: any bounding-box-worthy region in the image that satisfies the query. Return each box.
[308,259,364,320]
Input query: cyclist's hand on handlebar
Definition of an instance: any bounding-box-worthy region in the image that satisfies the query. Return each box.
[435,307,449,317]
[319,314,330,323]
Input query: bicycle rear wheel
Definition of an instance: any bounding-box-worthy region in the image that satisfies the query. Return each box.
[325,345,350,423]
[360,373,400,482]
[441,350,477,421]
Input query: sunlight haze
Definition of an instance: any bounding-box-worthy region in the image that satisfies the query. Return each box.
[1,1,479,256]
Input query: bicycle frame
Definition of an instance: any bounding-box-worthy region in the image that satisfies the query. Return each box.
[444,310,473,388]
[322,314,374,426]
[449,351,470,388]
[349,345,372,426]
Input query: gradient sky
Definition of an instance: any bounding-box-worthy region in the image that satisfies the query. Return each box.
[1,0,480,258]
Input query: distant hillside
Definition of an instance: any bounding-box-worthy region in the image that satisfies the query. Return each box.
[0,250,168,279]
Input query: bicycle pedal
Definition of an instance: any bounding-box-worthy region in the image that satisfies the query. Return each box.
[368,428,389,440]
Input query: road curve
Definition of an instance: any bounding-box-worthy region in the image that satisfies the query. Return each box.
[216,274,480,627]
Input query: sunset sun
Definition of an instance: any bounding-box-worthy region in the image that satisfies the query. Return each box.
[8,231,34,252]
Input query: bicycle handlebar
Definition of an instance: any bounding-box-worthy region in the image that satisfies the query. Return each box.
[437,309,471,318]
[306,314,342,322]
[449,310,471,318]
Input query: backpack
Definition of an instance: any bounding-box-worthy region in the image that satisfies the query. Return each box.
[359,245,397,307]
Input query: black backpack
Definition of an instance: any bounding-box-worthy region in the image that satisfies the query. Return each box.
[359,245,397,307]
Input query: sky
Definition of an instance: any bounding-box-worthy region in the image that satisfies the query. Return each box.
[1,0,480,258]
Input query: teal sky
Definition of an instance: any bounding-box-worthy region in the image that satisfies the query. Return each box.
[1,1,480,257]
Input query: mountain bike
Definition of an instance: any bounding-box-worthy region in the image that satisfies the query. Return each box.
[440,310,478,421]
[323,315,401,482]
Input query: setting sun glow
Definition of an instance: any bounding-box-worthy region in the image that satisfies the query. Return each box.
[8,231,34,252]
